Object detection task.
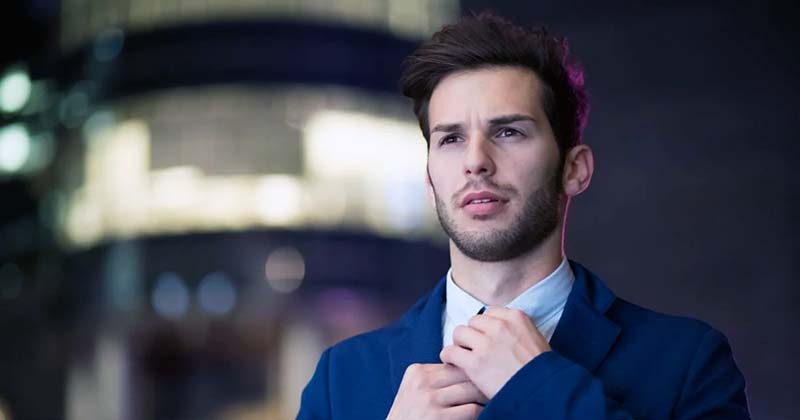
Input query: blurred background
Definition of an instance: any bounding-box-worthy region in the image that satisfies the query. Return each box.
[0,0,797,419]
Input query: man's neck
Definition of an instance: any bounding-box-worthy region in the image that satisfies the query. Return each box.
[449,230,565,306]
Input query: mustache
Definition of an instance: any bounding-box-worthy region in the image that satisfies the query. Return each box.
[451,179,517,205]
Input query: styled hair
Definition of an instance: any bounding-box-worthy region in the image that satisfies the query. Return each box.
[399,13,589,157]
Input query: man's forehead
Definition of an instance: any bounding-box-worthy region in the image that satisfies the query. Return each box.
[432,66,542,94]
[428,66,544,123]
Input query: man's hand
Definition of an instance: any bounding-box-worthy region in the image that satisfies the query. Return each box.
[440,307,551,399]
[386,363,487,420]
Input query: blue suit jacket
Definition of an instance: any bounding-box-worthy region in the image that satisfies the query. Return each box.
[298,260,750,419]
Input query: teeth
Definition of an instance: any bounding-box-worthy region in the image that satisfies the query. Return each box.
[470,198,494,204]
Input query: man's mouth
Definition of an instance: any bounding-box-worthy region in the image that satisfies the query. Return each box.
[467,198,497,204]
[460,191,507,207]
[460,191,509,217]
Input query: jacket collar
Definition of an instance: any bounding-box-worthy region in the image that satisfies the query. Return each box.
[388,277,447,392]
[387,259,621,393]
[549,260,621,373]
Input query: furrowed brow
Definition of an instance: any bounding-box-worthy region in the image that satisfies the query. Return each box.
[431,123,463,134]
[487,114,537,127]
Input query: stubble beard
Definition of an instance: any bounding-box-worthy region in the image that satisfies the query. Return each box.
[433,167,563,262]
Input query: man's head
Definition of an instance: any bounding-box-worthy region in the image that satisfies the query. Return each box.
[400,13,589,158]
[400,14,593,262]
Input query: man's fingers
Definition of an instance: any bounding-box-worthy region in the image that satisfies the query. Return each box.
[452,325,488,350]
[429,363,471,388]
[471,307,544,338]
[467,312,502,334]
[392,363,484,420]
[441,403,483,420]
[440,344,473,369]
[434,381,489,406]
[481,306,530,325]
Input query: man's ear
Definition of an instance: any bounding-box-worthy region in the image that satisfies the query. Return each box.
[561,144,594,197]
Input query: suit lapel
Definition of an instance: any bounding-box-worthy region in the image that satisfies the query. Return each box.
[550,260,621,373]
[387,276,447,394]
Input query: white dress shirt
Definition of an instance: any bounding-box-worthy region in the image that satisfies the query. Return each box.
[442,257,575,347]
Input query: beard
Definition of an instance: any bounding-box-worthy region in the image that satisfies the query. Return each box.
[433,165,563,262]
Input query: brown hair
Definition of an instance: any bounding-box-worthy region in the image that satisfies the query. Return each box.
[399,13,589,157]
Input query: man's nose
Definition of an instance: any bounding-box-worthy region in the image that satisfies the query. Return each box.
[463,136,496,177]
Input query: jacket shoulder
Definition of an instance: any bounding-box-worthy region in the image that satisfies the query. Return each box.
[609,297,719,340]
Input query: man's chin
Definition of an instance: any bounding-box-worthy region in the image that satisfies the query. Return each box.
[451,239,514,262]
[457,210,510,223]
[451,229,505,245]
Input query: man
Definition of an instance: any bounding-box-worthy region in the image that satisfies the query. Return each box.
[298,13,749,420]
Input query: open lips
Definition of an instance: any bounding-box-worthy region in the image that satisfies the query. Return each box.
[461,191,507,206]
[461,191,509,216]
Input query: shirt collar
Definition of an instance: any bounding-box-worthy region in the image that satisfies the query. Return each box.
[445,257,575,328]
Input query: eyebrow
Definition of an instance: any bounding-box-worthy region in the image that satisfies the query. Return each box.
[430,114,537,134]
[430,123,463,135]
[488,114,537,126]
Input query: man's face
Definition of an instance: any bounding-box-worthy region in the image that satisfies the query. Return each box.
[426,66,564,262]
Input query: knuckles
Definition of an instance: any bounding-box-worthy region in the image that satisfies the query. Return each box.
[439,346,451,362]
[405,363,423,377]
[510,308,529,323]
[491,318,509,335]
[404,363,427,386]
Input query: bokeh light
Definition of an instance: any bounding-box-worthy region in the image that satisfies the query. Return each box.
[197,272,237,316]
[264,247,306,293]
[254,176,305,225]
[0,124,31,173]
[150,272,190,320]
[0,66,32,114]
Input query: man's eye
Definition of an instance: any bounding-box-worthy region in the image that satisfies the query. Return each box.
[497,128,522,138]
[439,135,459,145]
